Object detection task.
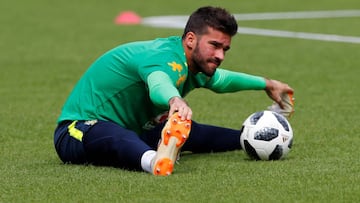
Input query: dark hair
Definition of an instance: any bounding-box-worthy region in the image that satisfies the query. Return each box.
[182,6,238,39]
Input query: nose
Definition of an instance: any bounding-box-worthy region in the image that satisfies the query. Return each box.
[215,49,225,62]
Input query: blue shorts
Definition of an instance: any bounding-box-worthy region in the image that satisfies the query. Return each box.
[54,120,241,170]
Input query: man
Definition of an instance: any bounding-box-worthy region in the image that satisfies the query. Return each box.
[54,6,294,176]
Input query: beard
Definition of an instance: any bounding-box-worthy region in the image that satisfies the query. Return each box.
[191,45,221,77]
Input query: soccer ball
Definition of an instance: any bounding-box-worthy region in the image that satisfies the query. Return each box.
[240,110,293,160]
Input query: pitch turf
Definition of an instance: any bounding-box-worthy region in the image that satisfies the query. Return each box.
[1,0,359,202]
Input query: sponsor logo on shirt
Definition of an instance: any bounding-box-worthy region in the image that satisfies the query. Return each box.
[167,61,187,87]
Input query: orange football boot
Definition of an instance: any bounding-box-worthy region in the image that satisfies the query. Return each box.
[152,112,191,176]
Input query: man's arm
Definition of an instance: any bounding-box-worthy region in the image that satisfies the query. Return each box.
[147,71,192,120]
[206,69,266,92]
[147,71,181,109]
[206,68,294,110]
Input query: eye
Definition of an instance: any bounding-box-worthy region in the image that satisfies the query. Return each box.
[209,41,221,49]
[223,46,230,52]
[209,41,230,52]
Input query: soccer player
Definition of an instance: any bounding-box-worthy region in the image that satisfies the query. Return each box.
[54,6,294,176]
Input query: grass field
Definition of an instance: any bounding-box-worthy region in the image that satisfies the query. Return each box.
[1,0,359,202]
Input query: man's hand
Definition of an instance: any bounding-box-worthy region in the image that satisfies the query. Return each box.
[268,92,295,118]
[168,96,192,121]
[265,79,294,108]
[265,79,295,118]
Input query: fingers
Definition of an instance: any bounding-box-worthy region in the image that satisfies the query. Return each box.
[174,106,193,121]
[278,99,285,109]
[278,83,294,109]
[284,83,294,94]
[265,79,294,109]
[168,97,192,121]
[168,103,177,118]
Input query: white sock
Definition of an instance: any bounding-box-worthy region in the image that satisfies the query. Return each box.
[141,150,156,173]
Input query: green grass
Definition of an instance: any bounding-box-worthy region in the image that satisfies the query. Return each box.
[1,0,360,202]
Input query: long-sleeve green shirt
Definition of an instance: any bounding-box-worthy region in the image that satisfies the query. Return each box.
[57,36,266,134]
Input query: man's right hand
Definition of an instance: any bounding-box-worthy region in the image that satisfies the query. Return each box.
[168,96,192,121]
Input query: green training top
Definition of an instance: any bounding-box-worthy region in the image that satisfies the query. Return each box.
[57,36,266,134]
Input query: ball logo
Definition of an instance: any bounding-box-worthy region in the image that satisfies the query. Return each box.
[282,135,290,143]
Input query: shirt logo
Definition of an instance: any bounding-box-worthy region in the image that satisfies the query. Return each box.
[167,61,186,87]
[168,61,183,72]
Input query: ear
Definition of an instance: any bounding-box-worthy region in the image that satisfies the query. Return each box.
[184,32,197,49]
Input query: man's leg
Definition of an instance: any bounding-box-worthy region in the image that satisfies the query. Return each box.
[142,120,242,154]
[54,121,87,164]
[182,121,242,153]
[82,120,153,170]
[54,120,154,171]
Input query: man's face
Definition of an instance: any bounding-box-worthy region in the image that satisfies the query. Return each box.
[191,27,232,76]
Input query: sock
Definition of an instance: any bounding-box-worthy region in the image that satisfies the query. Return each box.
[141,150,156,173]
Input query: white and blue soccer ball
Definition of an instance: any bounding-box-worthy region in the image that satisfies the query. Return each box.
[240,110,293,160]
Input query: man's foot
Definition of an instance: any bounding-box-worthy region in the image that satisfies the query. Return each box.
[152,112,191,176]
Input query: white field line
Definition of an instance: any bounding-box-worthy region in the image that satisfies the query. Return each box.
[239,27,360,44]
[141,10,360,44]
[233,10,360,21]
[142,16,188,28]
